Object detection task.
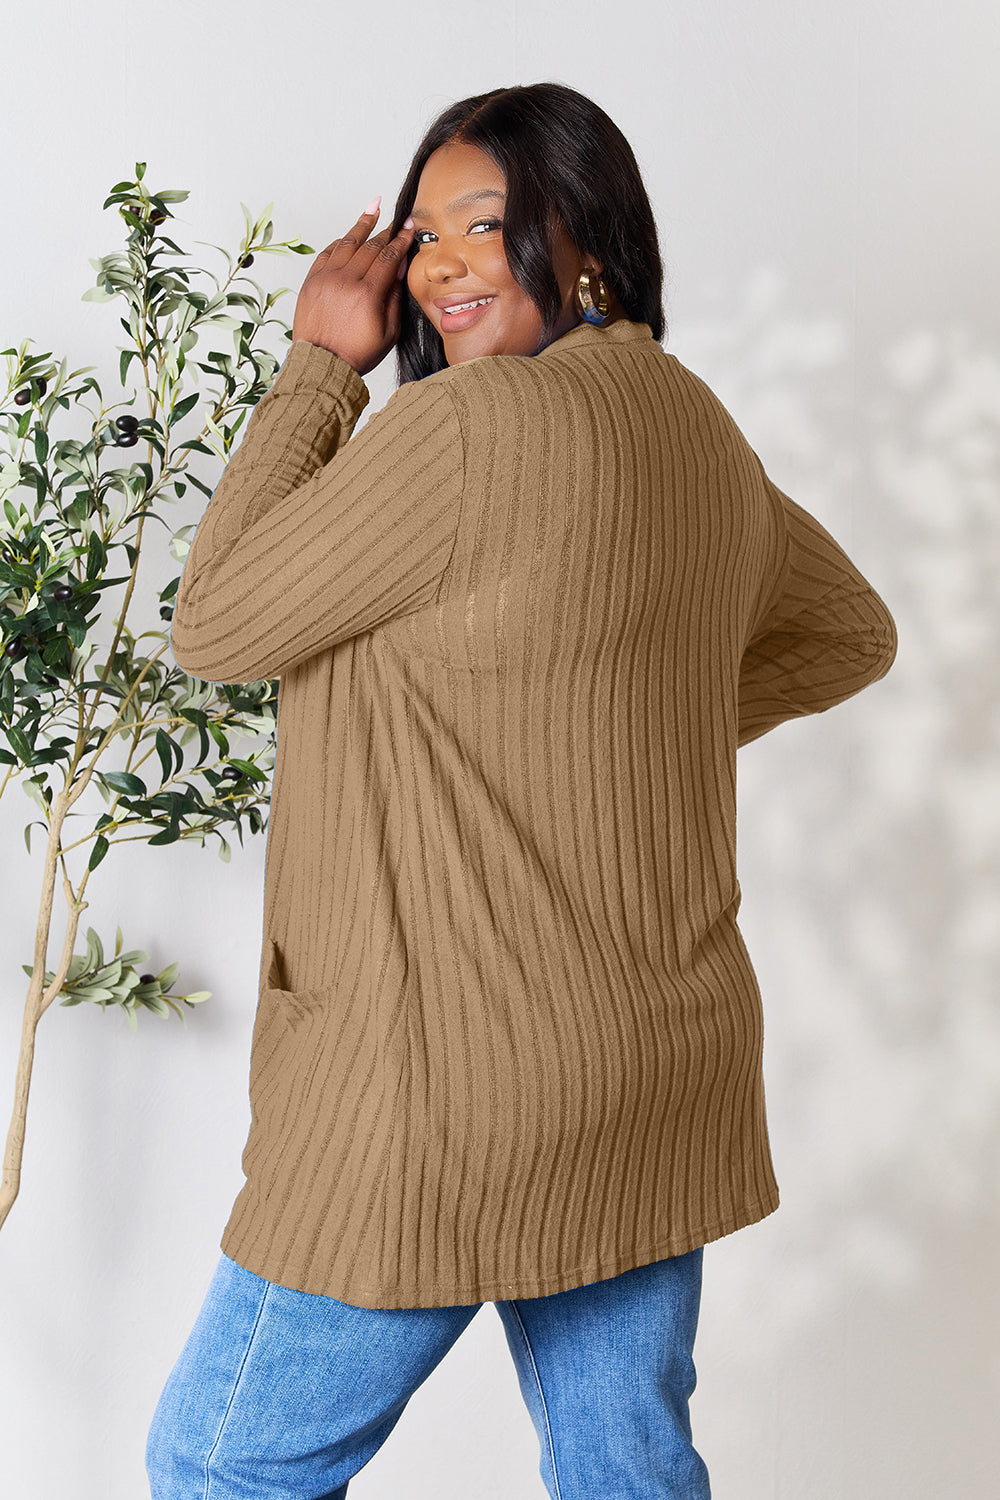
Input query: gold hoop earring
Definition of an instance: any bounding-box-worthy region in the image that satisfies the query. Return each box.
[575,268,611,325]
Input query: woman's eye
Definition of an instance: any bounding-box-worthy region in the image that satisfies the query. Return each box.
[412,219,502,245]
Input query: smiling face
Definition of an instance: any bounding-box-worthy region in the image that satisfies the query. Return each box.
[406,139,619,363]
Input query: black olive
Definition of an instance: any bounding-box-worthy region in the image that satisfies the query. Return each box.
[139,974,156,985]
[16,377,47,400]
[159,605,173,621]
[238,253,254,269]
[115,415,139,434]
[53,584,74,602]
[3,639,24,659]
[221,767,242,781]
[150,210,166,225]
[116,433,139,447]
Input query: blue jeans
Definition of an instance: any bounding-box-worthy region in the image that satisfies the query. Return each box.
[146,1247,711,1498]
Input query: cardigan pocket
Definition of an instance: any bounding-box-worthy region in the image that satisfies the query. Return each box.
[259,935,328,1031]
[259,983,329,1032]
[245,976,334,1162]
[263,934,285,991]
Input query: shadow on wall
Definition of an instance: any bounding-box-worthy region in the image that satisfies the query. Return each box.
[669,268,1000,1495]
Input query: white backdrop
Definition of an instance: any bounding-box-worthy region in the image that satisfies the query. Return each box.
[1,2,997,1496]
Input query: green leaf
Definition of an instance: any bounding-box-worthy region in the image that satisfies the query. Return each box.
[76,677,127,699]
[102,770,147,796]
[88,833,110,872]
[21,777,51,815]
[93,960,125,986]
[85,532,107,581]
[147,823,180,845]
[84,926,104,972]
[24,820,48,854]
[73,985,117,1003]
[75,576,133,595]
[139,994,171,1018]
[178,707,210,762]
[7,725,33,762]
[170,392,200,423]
[154,728,173,783]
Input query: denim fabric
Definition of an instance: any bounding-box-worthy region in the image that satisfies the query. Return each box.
[146,1248,711,1498]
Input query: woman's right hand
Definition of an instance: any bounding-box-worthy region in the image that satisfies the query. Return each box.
[291,201,416,376]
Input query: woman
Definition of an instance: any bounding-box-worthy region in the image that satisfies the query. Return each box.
[147,83,897,1498]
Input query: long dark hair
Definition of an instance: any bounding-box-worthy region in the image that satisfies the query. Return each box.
[388,83,667,385]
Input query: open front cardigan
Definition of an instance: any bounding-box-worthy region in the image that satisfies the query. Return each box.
[169,317,897,1308]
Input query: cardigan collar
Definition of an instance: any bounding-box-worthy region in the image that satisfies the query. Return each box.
[533,317,656,358]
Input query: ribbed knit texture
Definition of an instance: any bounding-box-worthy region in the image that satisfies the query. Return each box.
[169,318,898,1308]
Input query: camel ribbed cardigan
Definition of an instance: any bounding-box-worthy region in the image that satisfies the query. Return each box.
[169,317,898,1308]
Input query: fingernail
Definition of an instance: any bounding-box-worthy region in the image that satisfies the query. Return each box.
[364,195,381,215]
[403,215,414,228]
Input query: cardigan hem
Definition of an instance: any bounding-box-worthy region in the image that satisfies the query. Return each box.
[219,1188,780,1309]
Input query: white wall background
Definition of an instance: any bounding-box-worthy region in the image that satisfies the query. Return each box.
[1,2,997,1496]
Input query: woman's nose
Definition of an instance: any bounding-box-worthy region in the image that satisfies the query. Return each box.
[422,238,468,281]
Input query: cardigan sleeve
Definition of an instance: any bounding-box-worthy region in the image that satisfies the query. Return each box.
[168,340,465,684]
[737,476,898,747]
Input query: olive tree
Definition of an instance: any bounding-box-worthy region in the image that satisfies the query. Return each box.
[0,164,314,1230]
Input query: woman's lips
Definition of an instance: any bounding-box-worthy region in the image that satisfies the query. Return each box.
[438,296,496,331]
